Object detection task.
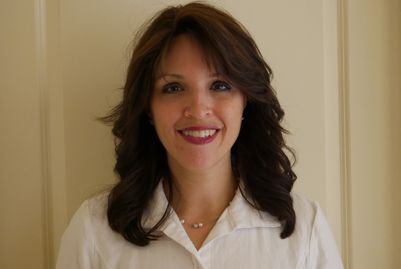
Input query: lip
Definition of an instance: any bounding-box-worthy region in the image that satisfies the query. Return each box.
[179,126,220,131]
[177,126,220,145]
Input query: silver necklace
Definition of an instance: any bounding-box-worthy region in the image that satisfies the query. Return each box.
[179,218,218,229]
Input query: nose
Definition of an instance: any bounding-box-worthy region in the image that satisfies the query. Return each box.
[183,90,212,119]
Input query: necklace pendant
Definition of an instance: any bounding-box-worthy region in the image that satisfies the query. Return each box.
[191,222,203,229]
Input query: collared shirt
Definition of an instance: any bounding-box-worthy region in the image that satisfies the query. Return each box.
[56,182,344,269]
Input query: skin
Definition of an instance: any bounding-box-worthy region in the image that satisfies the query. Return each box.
[150,34,246,249]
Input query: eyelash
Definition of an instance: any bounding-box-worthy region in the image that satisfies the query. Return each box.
[211,80,232,91]
[161,80,232,94]
[161,83,182,93]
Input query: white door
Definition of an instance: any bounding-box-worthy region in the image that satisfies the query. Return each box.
[1,0,400,268]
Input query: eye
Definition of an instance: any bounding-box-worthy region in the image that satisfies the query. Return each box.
[211,80,232,91]
[162,83,183,93]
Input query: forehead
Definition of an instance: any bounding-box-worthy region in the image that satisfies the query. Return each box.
[156,34,217,76]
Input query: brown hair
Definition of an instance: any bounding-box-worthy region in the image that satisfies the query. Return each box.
[102,2,296,246]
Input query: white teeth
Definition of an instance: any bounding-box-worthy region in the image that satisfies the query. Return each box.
[182,129,217,138]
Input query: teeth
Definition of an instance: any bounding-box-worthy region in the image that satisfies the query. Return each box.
[182,129,217,138]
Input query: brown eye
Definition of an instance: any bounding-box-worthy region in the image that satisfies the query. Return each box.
[162,83,183,93]
[211,80,232,91]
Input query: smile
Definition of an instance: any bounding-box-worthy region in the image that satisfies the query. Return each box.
[182,129,216,138]
[178,128,219,145]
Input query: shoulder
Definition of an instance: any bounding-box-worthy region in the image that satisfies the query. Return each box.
[69,192,109,226]
[63,192,110,240]
[291,192,320,224]
[292,194,344,268]
[291,192,333,233]
[85,192,109,221]
[289,192,323,243]
[78,192,115,241]
[290,192,344,268]
[56,193,110,268]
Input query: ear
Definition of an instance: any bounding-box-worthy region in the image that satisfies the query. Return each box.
[241,99,248,121]
[241,94,248,109]
[242,97,248,112]
[147,111,154,125]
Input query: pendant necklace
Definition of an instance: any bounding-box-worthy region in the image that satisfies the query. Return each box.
[179,218,218,229]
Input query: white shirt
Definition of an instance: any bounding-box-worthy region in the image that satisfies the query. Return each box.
[56,182,344,269]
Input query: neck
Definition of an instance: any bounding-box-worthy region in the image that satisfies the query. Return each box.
[164,157,238,222]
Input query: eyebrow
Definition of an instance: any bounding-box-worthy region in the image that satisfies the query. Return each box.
[155,73,221,80]
[155,74,183,80]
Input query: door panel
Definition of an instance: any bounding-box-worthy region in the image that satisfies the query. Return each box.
[1,0,400,268]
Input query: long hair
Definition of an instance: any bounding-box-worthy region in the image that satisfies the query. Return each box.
[101,2,297,246]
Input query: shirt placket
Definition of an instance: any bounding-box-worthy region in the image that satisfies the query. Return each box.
[197,244,211,269]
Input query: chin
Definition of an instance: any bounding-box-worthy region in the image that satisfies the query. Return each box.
[181,160,215,171]
[178,155,227,172]
[168,151,230,173]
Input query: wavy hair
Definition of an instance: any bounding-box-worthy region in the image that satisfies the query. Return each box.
[101,2,297,246]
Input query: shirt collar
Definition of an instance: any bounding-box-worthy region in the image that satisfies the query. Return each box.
[227,185,282,229]
[142,181,281,254]
[143,180,281,230]
[142,182,170,229]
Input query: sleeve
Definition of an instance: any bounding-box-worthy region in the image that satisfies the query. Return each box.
[307,203,344,269]
[56,200,100,269]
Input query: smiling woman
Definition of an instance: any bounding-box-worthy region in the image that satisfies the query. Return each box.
[56,2,344,268]
[151,35,246,172]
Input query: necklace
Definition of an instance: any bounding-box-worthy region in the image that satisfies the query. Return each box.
[179,218,218,229]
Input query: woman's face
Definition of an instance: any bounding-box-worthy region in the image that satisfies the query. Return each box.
[150,35,246,173]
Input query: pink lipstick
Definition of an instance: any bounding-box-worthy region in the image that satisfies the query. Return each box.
[177,127,219,145]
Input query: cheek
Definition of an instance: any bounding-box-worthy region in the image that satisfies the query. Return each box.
[220,108,243,131]
[151,99,182,117]
[151,102,170,126]
[228,100,246,131]
[151,103,180,140]
[230,99,246,120]
[230,93,246,117]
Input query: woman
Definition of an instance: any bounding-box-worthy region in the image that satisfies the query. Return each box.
[57,2,344,268]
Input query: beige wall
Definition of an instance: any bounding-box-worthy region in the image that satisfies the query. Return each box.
[0,0,399,268]
[346,0,401,268]
[0,1,47,268]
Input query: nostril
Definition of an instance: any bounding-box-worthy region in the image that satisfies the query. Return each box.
[183,105,212,119]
